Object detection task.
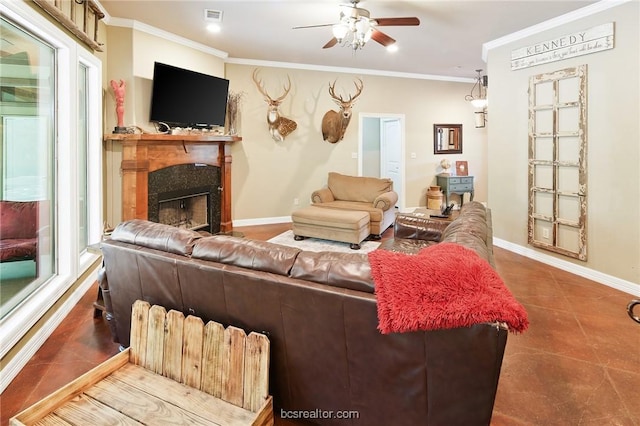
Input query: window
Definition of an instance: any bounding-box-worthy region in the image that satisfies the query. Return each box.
[528,65,587,260]
[78,63,89,252]
[0,1,103,391]
[0,17,56,317]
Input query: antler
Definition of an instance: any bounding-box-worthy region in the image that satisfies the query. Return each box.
[252,68,291,104]
[252,68,270,102]
[274,75,292,103]
[349,78,364,103]
[328,78,364,105]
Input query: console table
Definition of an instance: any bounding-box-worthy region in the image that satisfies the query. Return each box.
[104,133,241,233]
[436,174,474,206]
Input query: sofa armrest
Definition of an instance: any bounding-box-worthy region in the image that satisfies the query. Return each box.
[311,187,335,204]
[394,214,450,241]
[373,191,398,211]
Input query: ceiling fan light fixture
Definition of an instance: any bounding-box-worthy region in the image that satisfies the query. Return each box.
[332,23,349,41]
[355,16,369,33]
[386,43,398,53]
[465,69,488,109]
[295,0,419,52]
[471,98,488,108]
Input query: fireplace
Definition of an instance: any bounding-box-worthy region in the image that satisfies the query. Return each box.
[105,133,240,233]
[158,190,209,231]
[148,164,221,234]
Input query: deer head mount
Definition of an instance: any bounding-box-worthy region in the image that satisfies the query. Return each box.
[321,78,364,143]
[252,68,297,142]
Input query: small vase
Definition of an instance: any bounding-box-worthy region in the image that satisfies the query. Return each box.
[427,186,444,210]
[228,110,238,135]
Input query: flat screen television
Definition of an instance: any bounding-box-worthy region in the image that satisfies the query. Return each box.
[149,62,229,129]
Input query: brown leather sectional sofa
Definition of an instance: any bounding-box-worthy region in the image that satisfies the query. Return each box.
[99,201,507,425]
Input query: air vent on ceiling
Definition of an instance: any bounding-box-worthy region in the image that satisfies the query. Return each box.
[204,9,223,22]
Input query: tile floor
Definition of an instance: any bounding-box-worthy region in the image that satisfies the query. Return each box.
[1,223,638,425]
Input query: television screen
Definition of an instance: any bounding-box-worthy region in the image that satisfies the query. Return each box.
[149,62,229,129]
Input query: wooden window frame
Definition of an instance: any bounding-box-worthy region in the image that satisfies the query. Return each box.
[528,65,588,261]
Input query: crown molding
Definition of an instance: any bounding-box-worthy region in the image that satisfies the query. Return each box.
[482,0,632,61]
[225,57,475,83]
[105,17,228,59]
[101,13,472,83]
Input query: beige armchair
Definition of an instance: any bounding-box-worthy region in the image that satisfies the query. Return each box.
[311,172,398,238]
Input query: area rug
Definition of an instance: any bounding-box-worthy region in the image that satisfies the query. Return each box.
[368,242,529,334]
[268,230,380,254]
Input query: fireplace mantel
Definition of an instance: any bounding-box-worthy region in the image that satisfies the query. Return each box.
[104,133,241,232]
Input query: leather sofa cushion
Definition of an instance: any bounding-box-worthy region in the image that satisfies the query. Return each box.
[440,201,491,263]
[290,251,375,293]
[193,235,301,276]
[378,238,438,254]
[328,172,393,203]
[111,219,201,256]
[393,214,450,241]
[441,204,488,244]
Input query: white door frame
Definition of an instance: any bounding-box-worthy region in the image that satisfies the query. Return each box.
[358,112,406,209]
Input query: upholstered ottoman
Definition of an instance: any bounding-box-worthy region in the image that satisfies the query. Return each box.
[291,206,370,250]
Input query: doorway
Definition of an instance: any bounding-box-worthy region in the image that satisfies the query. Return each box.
[358,113,405,209]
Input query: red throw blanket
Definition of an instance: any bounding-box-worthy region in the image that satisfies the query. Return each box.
[368,243,529,334]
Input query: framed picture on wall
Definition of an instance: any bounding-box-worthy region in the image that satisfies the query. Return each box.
[456,161,468,176]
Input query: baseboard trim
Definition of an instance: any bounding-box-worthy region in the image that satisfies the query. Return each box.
[493,238,639,297]
[233,216,291,227]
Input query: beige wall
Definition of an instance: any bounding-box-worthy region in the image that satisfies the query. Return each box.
[102,26,226,225]
[225,64,487,221]
[487,1,639,286]
[104,27,225,133]
[100,23,489,224]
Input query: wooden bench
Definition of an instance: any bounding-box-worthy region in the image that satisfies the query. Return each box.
[11,300,273,426]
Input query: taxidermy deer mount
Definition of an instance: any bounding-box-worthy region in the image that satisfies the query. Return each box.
[321,78,364,143]
[252,68,297,142]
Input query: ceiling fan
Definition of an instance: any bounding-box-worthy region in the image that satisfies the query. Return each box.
[292,0,420,50]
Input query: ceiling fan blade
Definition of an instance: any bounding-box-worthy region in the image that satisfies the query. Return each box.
[292,23,335,30]
[373,17,420,26]
[323,37,338,49]
[371,29,396,47]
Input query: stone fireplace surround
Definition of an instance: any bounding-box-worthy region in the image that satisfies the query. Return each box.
[104,134,241,233]
[148,164,221,234]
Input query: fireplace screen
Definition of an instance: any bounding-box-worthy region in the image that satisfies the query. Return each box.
[158,192,209,231]
[148,164,221,234]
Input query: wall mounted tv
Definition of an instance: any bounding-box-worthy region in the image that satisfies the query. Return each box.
[149,62,229,129]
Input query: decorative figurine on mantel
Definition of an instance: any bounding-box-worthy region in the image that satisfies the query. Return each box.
[439,158,452,175]
[110,79,127,134]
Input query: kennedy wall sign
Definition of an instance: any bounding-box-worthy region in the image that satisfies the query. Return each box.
[511,23,614,70]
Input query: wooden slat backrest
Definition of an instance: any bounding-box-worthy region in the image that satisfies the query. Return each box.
[145,305,166,374]
[163,309,184,381]
[201,321,225,398]
[128,300,270,412]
